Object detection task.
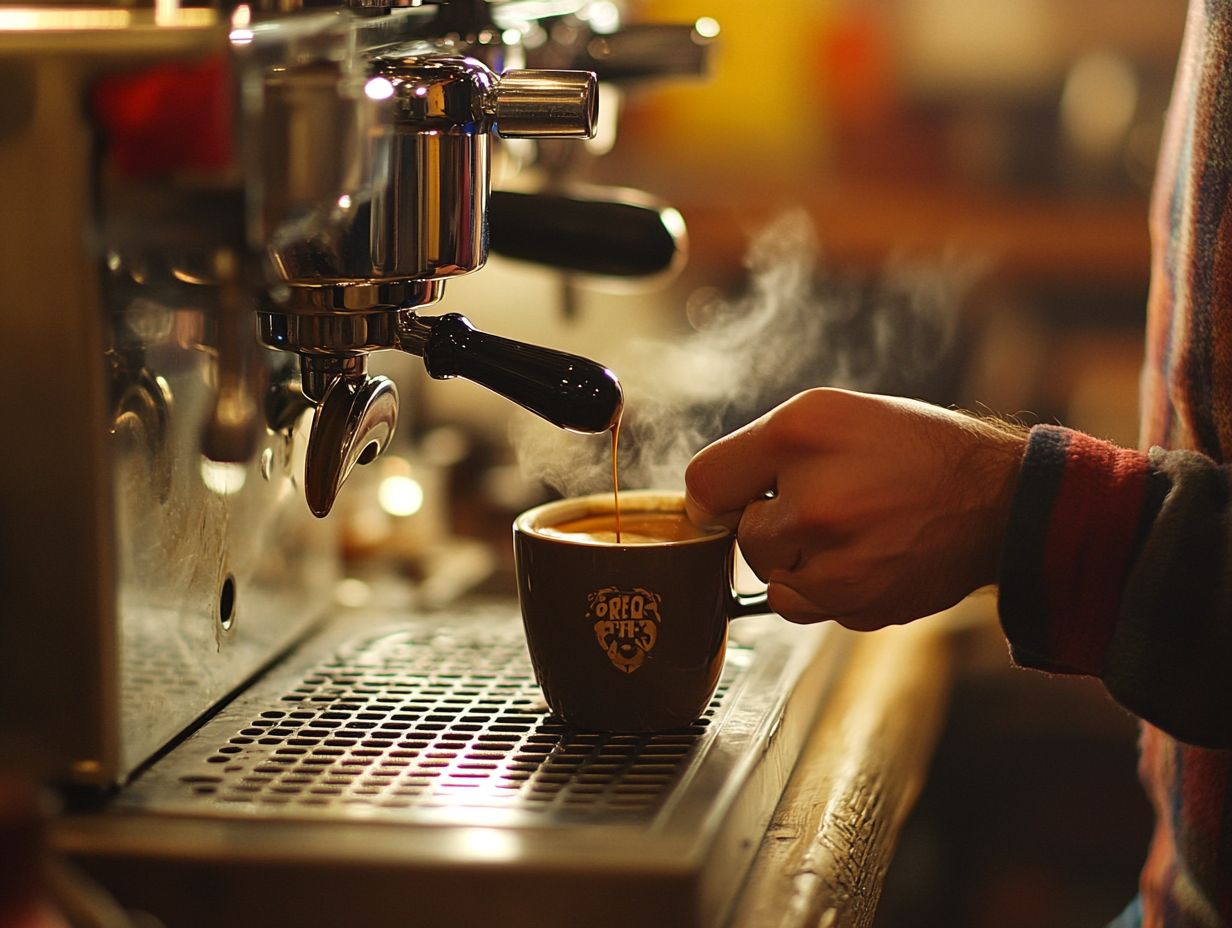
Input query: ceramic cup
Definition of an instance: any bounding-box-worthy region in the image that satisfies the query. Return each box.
[513,490,768,731]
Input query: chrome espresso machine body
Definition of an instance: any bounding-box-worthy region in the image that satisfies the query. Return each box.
[1,0,639,790]
[0,3,848,926]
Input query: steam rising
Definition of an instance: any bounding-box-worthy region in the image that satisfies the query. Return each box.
[513,210,977,498]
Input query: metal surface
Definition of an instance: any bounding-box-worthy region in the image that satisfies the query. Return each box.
[0,11,358,785]
[56,606,851,928]
[491,68,597,137]
[0,4,622,784]
[261,49,605,511]
[0,0,716,801]
[304,374,398,517]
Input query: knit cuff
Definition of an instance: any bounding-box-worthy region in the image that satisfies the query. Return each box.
[998,425,1153,676]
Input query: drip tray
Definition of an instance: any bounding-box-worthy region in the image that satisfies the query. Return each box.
[55,603,849,928]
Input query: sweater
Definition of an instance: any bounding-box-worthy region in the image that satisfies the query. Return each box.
[998,2,1232,924]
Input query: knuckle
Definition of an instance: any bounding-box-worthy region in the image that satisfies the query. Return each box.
[767,388,848,450]
[763,407,813,452]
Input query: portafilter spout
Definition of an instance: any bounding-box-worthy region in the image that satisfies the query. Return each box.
[305,372,398,519]
[297,311,621,519]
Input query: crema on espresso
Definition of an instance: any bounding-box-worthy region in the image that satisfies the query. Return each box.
[538,511,713,545]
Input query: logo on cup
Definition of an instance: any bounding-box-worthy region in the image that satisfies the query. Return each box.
[587,586,661,674]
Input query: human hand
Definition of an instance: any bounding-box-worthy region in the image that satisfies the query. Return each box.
[684,388,1026,630]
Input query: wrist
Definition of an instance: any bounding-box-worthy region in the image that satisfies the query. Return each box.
[964,415,1028,587]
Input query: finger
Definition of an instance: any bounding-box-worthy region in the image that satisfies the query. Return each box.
[770,557,904,632]
[735,496,805,582]
[684,419,780,526]
[684,496,741,532]
[765,580,840,625]
[735,480,856,581]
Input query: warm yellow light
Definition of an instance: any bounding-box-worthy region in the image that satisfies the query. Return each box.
[586,1,620,35]
[334,578,372,609]
[227,6,251,43]
[456,828,522,862]
[378,474,424,517]
[695,17,720,39]
[660,207,687,244]
[154,0,178,27]
[0,8,131,29]
[1060,51,1138,161]
[0,5,211,29]
[200,459,247,496]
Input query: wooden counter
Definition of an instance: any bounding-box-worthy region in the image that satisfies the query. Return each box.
[731,600,970,928]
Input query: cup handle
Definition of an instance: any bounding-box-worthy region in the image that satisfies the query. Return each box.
[729,589,770,619]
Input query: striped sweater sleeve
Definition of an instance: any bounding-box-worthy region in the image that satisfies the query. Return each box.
[998,424,1232,748]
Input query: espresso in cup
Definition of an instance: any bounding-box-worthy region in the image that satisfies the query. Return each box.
[513,490,768,731]
[538,511,708,545]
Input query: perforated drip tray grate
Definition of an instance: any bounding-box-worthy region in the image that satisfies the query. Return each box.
[59,604,849,928]
[168,619,735,824]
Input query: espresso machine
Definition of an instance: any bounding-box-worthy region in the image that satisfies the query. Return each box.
[0,2,848,925]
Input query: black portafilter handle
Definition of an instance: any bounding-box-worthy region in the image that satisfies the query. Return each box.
[488,189,683,278]
[399,311,623,433]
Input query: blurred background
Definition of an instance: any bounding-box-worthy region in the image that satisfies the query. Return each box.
[350,2,1184,925]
